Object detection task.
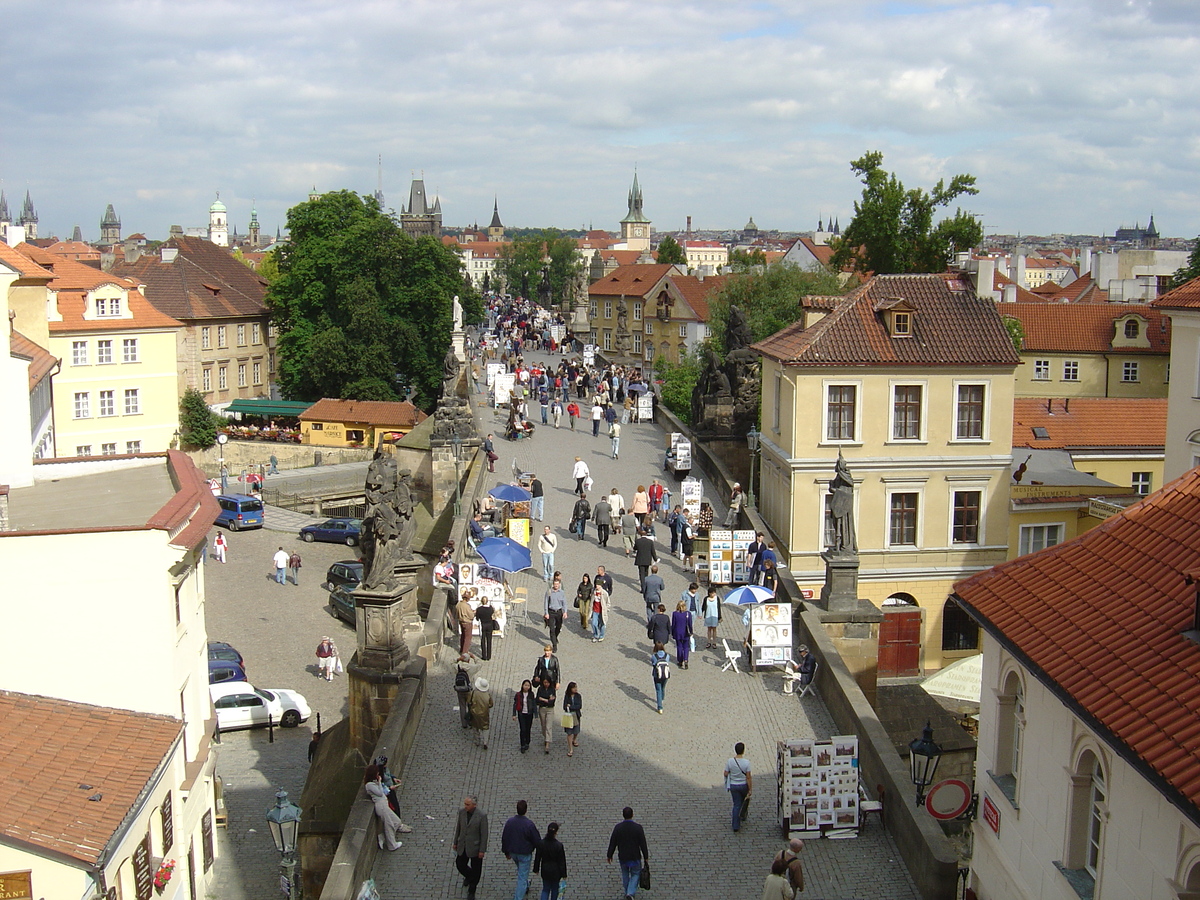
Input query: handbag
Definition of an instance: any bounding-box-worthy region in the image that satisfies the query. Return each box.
[560,712,576,729]
[334,657,344,675]
[639,863,651,890]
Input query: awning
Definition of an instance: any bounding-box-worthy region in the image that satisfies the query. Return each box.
[223,399,314,417]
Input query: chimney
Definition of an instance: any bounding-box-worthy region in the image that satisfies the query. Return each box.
[161,247,178,263]
[1015,254,1027,288]
[1002,283,1017,303]
[975,257,998,302]
[1081,246,1093,279]
[686,216,692,236]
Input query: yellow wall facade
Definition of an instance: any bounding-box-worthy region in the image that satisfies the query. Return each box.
[1015,351,1168,399]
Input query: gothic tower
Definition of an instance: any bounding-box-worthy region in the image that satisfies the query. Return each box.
[208,193,228,247]
[488,197,504,241]
[18,190,38,240]
[0,190,10,231]
[619,172,650,252]
[248,201,260,249]
[100,204,121,245]
[400,175,442,239]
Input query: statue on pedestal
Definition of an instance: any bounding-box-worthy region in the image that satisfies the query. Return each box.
[452,294,463,331]
[827,452,857,554]
[441,347,461,398]
[361,455,416,590]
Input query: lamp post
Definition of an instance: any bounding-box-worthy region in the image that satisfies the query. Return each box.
[266,789,302,897]
[909,721,943,807]
[451,433,463,517]
[746,426,761,510]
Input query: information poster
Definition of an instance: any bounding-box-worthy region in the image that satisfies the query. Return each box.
[778,736,860,834]
[637,392,654,422]
[710,529,732,584]
[457,563,509,638]
[682,477,703,518]
[507,516,530,547]
[493,373,515,407]
[486,362,505,386]
[733,529,755,584]
[583,344,596,367]
[749,602,791,665]
[550,325,566,342]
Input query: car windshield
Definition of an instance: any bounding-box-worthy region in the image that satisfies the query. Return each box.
[257,688,275,701]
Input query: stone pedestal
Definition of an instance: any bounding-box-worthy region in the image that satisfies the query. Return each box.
[699,395,735,435]
[452,329,467,362]
[820,552,861,611]
[819,601,883,708]
[430,436,477,515]
[570,302,590,336]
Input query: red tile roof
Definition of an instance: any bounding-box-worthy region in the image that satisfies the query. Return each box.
[1013,397,1166,449]
[753,273,1020,368]
[993,271,1043,303]
[953,465,1200,826]
[0,242,53,280]
[9,330,59,390]
[299,398,427,427]
[1000,302,1169,354]
[0,690,181,865]
[671,274,728,322]
[587,264,675,297]
[1153,276,1200,310]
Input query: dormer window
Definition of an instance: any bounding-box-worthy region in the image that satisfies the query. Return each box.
[892,311,912,336]
[1124,319,1139,339]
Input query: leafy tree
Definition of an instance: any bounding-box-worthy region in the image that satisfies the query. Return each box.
[257,247,280,282]
[1001,316,1025,351]
[497,229,583,307]
[729,248,766,271]
[656,350,702,425]
[655,234,687,266]
[830,151,983,276]
[1170,237,1200,289]
[267,190,482,409]
[707,263,848,352]
[178,387,217,449]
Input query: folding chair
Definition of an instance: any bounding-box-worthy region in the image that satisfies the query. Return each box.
[797,661,819,698]
[858,782,885,832]
[784,659,819,697]
[720,639,742,674]
[511,458,533,486]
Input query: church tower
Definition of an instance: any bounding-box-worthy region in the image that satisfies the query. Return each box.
[208,193,228,247]
[400,175,442,239]
[619,172,650,252]
[100,204,121,245]
[487,197,505,241]
[248,201,261,249]
[18,190,38,240]
[0,190,10,232]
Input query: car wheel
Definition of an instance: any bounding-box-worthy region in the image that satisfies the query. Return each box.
[281,709,301,728]
[303,532,315,542]
[346,536,357,546]
[228,521,239,532]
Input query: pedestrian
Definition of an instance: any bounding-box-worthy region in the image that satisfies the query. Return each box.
[512,679,537,753]
[620,509,637,555]
[575,573,592,630]
[681,582,700,619]
[571,457,589,496]
[273,546,289,584]
[453,796,489,900]
[551,400,563,429]
[535,675,557,754]
[213,531,228,563]
[666,505,683,556]
[475,596,496,661]
[538,526,558,582]
[571,493,591,541]
[703,586,721,650]
[468,677,493,749]
[593,493,613,547]
[530,474,544,522]
[220,464,229,493]
[483,433,497,472]
[268,453,279,475]
[758,542,779,586]
[642,565,665,622]
[595,565,613,597]
[650,642,670,713]
[609,489,626,528]
[288,550,302,585]
[562,682,582,757]
[621,393,633,424]
[316,636,336,681]
[748,532,766,581]
[725,483,744,528]
[762,857,795,900]
[631,485,650,525]
[724,742,753,832]
[610,420,621,459]
[540,390,550,425]
[762,558,778,591]
[774,839,805,895]
[544,574,567,651]
[457,588,477,655]
[589,583,609,642]
[606,806,649,899]
[672,600,693,668]
[454,653,480,728]
[566,401,579,430]
[365,764,411,851]
[532,644,562,689]
[681,513,696,571]
[633,528,658,590]
[501,800,541,900]
[647,603,671,646]
[533,821,567,900]
[591,402,603,437]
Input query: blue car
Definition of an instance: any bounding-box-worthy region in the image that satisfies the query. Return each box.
[209,658,248,685]
[299,517,362,546]
[215,494,264,531]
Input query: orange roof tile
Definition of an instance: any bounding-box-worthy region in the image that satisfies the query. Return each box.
[0,241,54,280]
[0,690,181,865]
[1001,302,1169,354]
[587,264,676,297]
[299,398,427,427]
[953,465,1200,826]
[9,330,59,390]
[671,274,728,322]
[1013,397,1166,449]
[1154,276,1200,310]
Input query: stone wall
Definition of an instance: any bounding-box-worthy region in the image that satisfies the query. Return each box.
[185,439,374,477]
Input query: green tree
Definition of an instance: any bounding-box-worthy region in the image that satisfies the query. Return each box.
[707,263,848,352]
[497,229,583,307]
[1001,316,1025,352]
[1170,237,1200,289]
[257,247,280,283]
[655,234,687,266]
[830,151,983,276]
[656,350,702,425]
[178,387,217,449]
[267,190,482,409]
[729,248,766,271]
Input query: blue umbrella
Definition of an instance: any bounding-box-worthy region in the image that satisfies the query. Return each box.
[722,584,776,607]
[489,483,532,504]
[476,536,532,573]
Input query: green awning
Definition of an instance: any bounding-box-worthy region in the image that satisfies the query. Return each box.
[223,399,314,417]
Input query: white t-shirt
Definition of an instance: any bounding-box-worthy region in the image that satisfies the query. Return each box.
[725,757,750,787]
[273,549,289,569]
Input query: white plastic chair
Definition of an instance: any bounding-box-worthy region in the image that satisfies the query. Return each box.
[720,639,742,674]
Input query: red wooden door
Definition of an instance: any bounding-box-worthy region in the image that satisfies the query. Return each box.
[879,608,923,677]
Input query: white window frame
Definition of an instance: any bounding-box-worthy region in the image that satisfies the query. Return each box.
[126,440,141,454]
[1122,360,1139,383]
[253,362,262,385]
[950,487,984,545]
[632,332,642,354]
[885,488,923,549]
[97,339,113,364]
[201,327,212,350]
[604,300,612,319]
[602,331,612,352]
[76,445,92,456]
[72,341,88,366]
[122,338,138,363]
[101,442,118,456]
[252,323,261,345]
[99,390,116,417]
[73,392,90,419]
[1033,359,1050,380]
[124,388,140,415]
[632,302,642,321]
[1018,522,1063,556]
[888,380,926,443]
[237,324,246,346]
[202,368,212,392]
[772,369,782,434]
[822,380,861,444]
[1063,359,1079,382]
[678,323,687,338]
[952,380,989,442]
[1131,472,1152,495]
[217,326,227,348]
[219,367,228,390]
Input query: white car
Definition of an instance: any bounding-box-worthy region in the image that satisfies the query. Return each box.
[209,681,311,731]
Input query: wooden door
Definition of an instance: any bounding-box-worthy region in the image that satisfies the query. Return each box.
[879,608,923,677]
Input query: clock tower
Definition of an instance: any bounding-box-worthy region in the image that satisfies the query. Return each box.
[619,171,651,252]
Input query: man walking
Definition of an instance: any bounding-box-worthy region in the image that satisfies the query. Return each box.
[571,493,591,541]
[501,800,540,900]
[775,838,805,894]
[725,483,744,528]
[610,420,621,459]
[529,474,544,522]
[595,565,614,600]
[642,565,665,623]
[593,493,613,547]
[272,546,289,585]
[606,806,649,900]
[543,575,567,652]
[483,434,496,473]
[453,796,489,900]
[538,526,558,583]
[633,528,658,591]
[723,742,753,832]
[288,550,302,586]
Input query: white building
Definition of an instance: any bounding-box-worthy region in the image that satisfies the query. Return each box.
[1152,276,1200,481]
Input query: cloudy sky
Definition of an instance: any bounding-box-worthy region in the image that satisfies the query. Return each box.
[2,0,1197,243]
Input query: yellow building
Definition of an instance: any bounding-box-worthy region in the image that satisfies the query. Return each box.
[299,398,427,448]
[19,244,182,457]
[753,273,1020,671]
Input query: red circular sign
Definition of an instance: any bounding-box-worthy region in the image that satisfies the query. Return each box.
[925,778,972,820]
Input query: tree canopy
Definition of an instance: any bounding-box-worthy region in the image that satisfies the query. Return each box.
[267,190,482,409]
[1170,237,1200,289]
[495,229,583,307]
[707,262,848,353]
[830,151,983,276]
[655,234,687,266]
[178,387,217,449]
[729,248,766,271]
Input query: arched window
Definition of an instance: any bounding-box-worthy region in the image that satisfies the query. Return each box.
[941,599,979,651]
[1062,749,1107,885]
[883,592,918,606]
[1125,319,1140,339]
[993,671,1024,803]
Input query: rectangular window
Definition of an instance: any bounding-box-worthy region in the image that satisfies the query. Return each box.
[202,368,212,392]
[97,339,113,364]
[633,303,642,321]
[1033,359,1050,380]
[889,493,919,546]
[99,390,115,417]
[826,384,857,441]
[956,384,986,440]
[101,442,118,456]
[892,385,922,440]
[1018,523,1062,556]
[237,324,246,346]
[1131,472,1152,495]
[201,327,212,350]
[603,331,612,352]
[219,367,228,390]
[95,297,107,316]
[1122,361,1139,382]
[111,295,122,316]
[72,341,88,365]
[892,311,911,335]
[952,491,981,543]
[217,326,227,348]
[678,323,687,338]
[123,338,138,363]
[644,321,653,336]
[604,301,612,319]
[773,370,782,432]
[253,362,262,385]
[589,300,597,319]
[1063,360,1079,381]
[632,332,642,354]
[126,440,141,454]
[252,323,261,344]
[124,388,140,415]
[237,364,247,387]
[73,392,90,418]
[76,445,92,456]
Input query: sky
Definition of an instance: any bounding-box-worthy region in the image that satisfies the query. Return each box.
[2,0,1198,244]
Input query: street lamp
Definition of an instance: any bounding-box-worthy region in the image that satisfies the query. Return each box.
[266,789,302,896]
[909,721,943,807]
[746,426,761,510]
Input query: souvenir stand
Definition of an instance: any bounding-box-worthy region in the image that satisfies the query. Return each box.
[777,736,861,837]
[636,391,654,423]
[493,372,515,408]
[457,562,510,639]
[708,529,756,586]
[744,602,793,668]
[664,432,692,478]
[680,478,708,579]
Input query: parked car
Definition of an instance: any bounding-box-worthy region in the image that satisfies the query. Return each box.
[209,681,311,731]
[329,584,357,624]
[325,560,364,591]
[214,494,264,531]
[299,517,362,546]
[208,640,245,671]
[209,659,248,684]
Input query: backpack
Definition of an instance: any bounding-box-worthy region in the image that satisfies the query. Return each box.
[653,655,671,682]
[454,667,471,693]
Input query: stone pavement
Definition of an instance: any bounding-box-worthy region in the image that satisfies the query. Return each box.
[373,355,920,899]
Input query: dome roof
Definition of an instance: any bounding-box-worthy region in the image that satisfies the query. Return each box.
[210,194,227,213]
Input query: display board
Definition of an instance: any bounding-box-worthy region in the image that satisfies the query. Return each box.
[493,373,515,406]
[778,737,861,835]
[583,345,596,367]
[681,477,703,518]
[457,563,509,638]
[486,362,505,386]
[748,602,791,666]
[550,325,566,342]
[636,392,654,422]
[506,516,530,547]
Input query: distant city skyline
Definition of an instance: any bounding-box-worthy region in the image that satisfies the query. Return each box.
[3,0,1198,243]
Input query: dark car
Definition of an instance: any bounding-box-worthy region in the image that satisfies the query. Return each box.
[329,585,357,624]
[209,658,248,684]
[299,518,362,546]
[208,640,245,670]
[325,560,364,591]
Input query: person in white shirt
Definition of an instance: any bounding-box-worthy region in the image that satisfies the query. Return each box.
[572,457,590,496]
[272,547,289,584]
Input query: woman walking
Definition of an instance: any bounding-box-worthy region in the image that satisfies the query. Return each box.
[575,573,592,630]
[703,587,721,650]
[650,642,671,713]
[536,676,557,754]
[533,822,567,900]
[474,596,496,661]
[213,531,228,563]
[680,511,696,571]
[671,600,694,669]
[589,583,609,642]
[631,485,650,526]
[562,682,582,757]
[512,679,537,753]
[468,677,493,749]
[724,741,753,832]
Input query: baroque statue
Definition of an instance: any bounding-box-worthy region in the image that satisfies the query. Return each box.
[361,455,416,589]
[826,452,857,554]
